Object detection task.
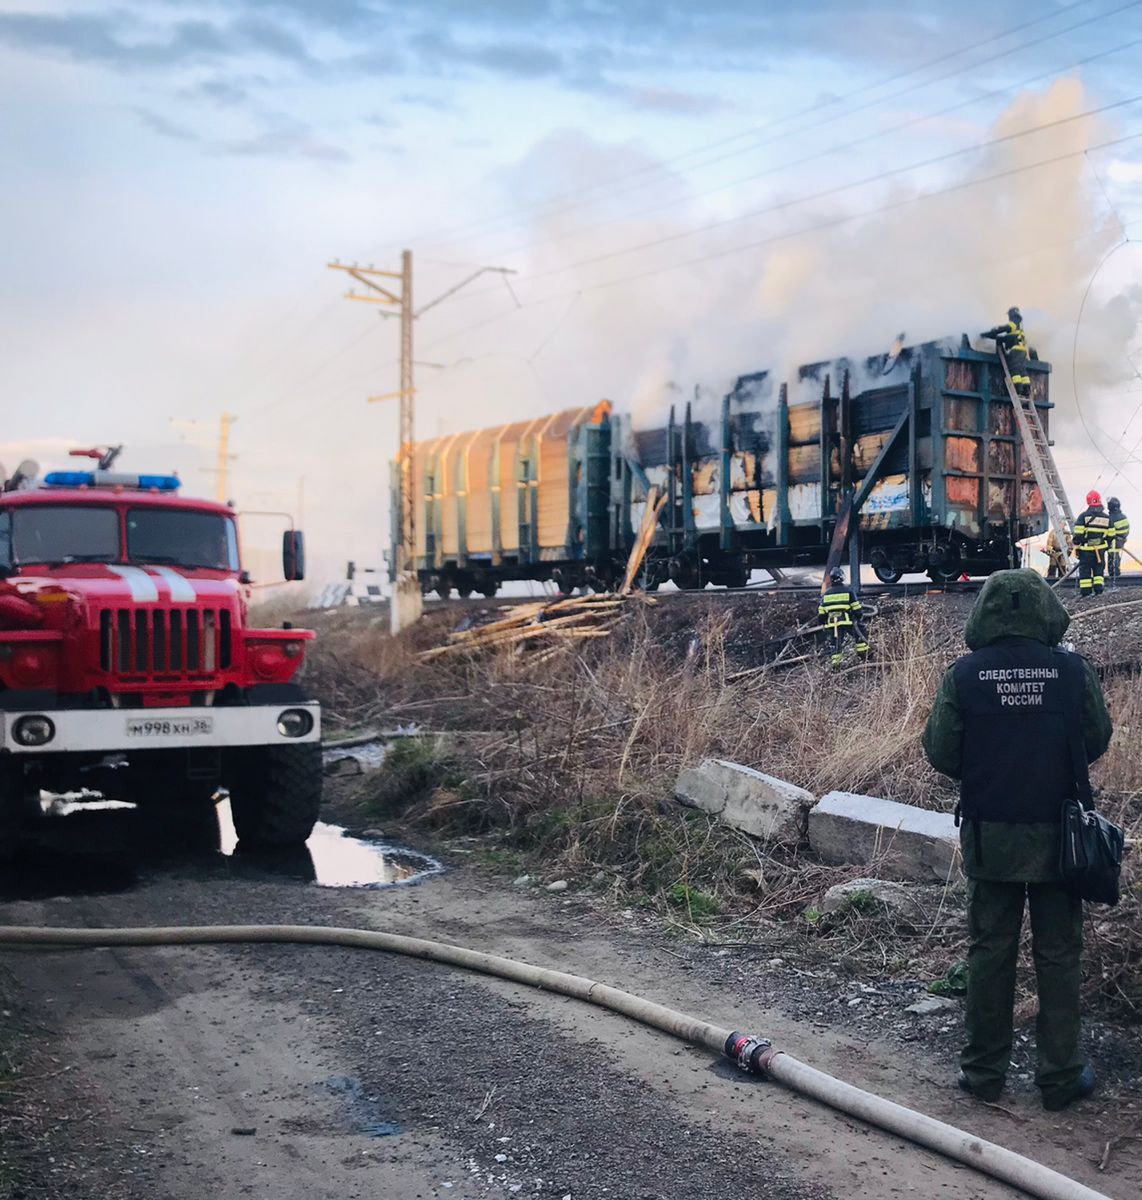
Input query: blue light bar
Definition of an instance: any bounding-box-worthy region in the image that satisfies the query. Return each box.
[42,470,181,491]
[136,475,180,491]
[44,471,94,487]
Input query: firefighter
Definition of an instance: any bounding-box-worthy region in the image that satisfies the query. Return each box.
[1073,490,1111,597]
[819,568,868,666]
[982,306,1032,398]
[1106,497,1130,584]
[1045,527,1068,581]
[923,569,1112,1110]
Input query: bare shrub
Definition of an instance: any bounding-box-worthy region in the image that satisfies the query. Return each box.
[311,597,1138,1017]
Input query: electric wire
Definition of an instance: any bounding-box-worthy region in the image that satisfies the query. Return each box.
[514,94,1142,284]
[417,127,1142,324]
[455,0,1142,254]
[409,0,1126,253]
[1070,238,1141,477]
[488,34,1142,265]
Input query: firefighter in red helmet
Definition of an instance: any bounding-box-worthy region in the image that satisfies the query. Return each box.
[1073,490,1111,597]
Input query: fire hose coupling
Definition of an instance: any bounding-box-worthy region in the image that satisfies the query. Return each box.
[724,1031,778,1077]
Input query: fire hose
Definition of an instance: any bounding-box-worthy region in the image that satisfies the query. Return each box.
[0,922,1114,1200]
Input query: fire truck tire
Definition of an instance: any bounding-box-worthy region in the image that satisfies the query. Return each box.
[229,744,322,848]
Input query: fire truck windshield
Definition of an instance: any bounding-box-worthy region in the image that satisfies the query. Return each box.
[0,506,120,567]
[126,509,239,571]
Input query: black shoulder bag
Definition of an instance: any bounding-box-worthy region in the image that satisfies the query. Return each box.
[1060,656,1124,906]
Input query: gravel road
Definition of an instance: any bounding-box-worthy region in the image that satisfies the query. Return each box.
[1,805,1137,1200]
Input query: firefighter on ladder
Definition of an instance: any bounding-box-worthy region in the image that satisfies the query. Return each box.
[1073,490,1111,597]
[820,569,868,666]
[1106,497,1130,585]
[982,306,1032,398]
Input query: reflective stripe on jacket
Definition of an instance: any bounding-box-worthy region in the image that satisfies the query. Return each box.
[819,585,861,628]
[1108,512,1130,548]
[1074,505,1111,551]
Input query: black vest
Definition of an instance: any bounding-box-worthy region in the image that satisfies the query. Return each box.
[953,638,1083,824]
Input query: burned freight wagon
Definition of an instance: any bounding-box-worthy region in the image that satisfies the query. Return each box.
[390,334,1051,594]
[616,333,1051,587]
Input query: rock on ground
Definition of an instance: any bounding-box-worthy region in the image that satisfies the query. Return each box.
[675,759,812,844]
[819,877,923,919]
[808,791,960,883]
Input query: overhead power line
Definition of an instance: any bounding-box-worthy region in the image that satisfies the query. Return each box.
[414,102,1142,316]
[486,33,1142,265]
[409,0,1137,253]
[521,93,1142,284]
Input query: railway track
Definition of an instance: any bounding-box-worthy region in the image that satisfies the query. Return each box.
[403,572,1142,611]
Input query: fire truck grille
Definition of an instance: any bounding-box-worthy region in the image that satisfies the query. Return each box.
[98,608,233,679]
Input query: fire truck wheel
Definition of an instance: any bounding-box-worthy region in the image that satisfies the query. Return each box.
[229,743,322,848]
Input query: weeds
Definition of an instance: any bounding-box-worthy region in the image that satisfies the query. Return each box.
[311,592,1140,1022]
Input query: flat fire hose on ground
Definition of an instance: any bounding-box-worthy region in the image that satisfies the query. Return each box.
[0,923,1115,1200]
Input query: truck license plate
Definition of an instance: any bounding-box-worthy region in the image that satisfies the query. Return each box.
[126,717,214,738]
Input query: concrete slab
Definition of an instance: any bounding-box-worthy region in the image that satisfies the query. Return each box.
[675,759,812,844]
[808,791,960,883]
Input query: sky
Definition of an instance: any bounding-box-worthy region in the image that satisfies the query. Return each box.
[1,0,1141,583]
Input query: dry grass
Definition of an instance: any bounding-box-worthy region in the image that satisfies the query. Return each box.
[311,596,1140,1019]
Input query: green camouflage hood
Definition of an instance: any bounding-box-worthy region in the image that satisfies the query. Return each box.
[964,568,1070,650]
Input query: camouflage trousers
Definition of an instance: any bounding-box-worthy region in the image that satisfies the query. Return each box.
[961,879,1085,1104]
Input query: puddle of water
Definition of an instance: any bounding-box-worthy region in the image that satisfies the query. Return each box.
[320,1074,402,1137]
[1,790,444,901]
[216,798,443,889]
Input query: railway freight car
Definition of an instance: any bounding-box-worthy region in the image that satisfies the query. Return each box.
[391,333,1051,594]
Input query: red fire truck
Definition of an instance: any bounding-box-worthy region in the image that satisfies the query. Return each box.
[0,451,321,858]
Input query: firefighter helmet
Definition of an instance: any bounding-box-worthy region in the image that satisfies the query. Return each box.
[1007,306,1022,324]
[1108,496,1121,513]
[1086,489,1102,507]
[829,569,845,585]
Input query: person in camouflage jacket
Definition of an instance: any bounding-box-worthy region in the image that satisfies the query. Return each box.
[922,569,1112,1110]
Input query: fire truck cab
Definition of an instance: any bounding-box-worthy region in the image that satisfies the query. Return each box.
[0,459,321,858]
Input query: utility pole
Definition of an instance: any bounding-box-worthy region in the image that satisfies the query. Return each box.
[171,412,237,504]
[216,412,237,504]
[328,251,514,634]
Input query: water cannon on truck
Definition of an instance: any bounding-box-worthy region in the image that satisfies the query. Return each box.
[0,450,321,858]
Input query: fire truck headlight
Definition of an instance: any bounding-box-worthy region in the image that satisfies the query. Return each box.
[13,715,55,747]
[251,646,286,678]
[11,650,48,686]
[276,708,313,738]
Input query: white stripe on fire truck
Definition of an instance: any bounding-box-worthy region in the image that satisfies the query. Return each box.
[150,566,196,602]
[107,565,160,602]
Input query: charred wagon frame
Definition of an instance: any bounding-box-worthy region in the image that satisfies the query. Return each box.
[390,334,1051,594]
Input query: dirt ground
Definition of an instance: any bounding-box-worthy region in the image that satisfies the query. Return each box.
[1,803,1140,1200]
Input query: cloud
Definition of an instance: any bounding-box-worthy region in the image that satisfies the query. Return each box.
[193,75,257,106]
[0,9,316,71]
[218,122,351,161]
[133,107,201,142]
[0,12,228,68]
[398,91,458,112]
[613,86,732,117]
[409,28,562,80]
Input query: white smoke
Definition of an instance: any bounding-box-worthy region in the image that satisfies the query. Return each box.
[424,77,1142,536]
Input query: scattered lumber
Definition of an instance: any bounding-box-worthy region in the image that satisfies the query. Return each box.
[422,487,669,660]
[619,485,668,595]
[420,592,647,660]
